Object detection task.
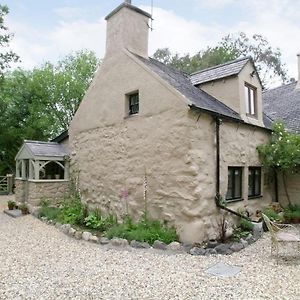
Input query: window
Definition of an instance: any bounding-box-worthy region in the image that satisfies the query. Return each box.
[244,84,256,116]
[226,167,243,201]
[128,93,139,115]
[248,167,261,198]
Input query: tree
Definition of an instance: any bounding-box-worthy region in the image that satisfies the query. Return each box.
[221,32,288,88]
[153,32,289,88]
[0,50,99,175]
[257,122,300,205]
[0,5,19,77]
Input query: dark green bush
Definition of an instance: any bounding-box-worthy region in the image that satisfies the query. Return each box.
[57,196,85,225]
[105,215,178,245]
[38,206,60,220]
[284,205,300,223]
[262,208,282,221]
[84,211,117,231]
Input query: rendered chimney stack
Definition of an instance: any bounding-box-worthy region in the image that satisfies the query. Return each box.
[297,53,300,89]
[105,1,151,58]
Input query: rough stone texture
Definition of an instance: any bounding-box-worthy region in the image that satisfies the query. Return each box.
[74,231,82,240]
[153,240,167,250]
[214,243,231,255]
[167,242,182,251]
[61,224,71,234]
[230,242,244,252]
[15,178,69,207]
[130,240,150,249]
[189,247,206,256]
[1,195,300,300]
[246,234,256,245]
[89,235,99,243]
[240,238,248,248]
[68,228,76,236]
[110,238,129,247]
[69,47,273,244]
[99,237,110,245]
[252,222,264,239]
[82,231,92,241]
[205,248,217,255]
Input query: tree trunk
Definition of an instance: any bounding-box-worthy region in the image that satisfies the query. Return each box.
[282,171,291,206]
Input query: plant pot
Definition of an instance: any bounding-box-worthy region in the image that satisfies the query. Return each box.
[21,207,29,215]
[8,205,14,210]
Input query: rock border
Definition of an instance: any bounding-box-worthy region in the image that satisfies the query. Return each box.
[36,215,263,256]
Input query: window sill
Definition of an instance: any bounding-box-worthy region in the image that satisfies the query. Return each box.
[124,114,139,119]
[248,195,263,200]
[226,198,244,204]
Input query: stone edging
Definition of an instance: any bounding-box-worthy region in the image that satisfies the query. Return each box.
[34,213,264,256]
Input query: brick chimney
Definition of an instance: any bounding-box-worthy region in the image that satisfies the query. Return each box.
[296,53,300,89]
[105,1,151,58]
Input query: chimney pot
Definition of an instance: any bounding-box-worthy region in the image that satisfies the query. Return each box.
[125,0,132,4]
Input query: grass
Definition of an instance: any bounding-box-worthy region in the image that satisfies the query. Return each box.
[283,205,300,223]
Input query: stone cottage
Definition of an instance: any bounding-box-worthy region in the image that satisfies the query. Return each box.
[69,0,275,243]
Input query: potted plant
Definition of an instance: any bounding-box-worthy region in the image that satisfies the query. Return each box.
[19,203,29,215]
[7,200,16,210]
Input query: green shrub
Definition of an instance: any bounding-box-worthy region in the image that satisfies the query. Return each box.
[38,206,60,220]
[57,196,84,225]
[105,215,178,245]
[84,211,117,231]
[232,227,250,241]
[239,217,254,231]
[263,208,282,221]
[284,205,300,223]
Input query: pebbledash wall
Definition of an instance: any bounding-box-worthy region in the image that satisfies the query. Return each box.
[15,178,69,207]
[69,49,273,243]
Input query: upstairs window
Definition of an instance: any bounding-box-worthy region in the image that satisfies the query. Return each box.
[248,167,261,198]
[129,93,139,115]
[244,84,257,116]
[226,167,243,202]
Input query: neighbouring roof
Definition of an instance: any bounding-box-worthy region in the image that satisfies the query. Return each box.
[263,82,300,133]
[16,140,69,160]
[51,130,69,143]
[136,54,243,121]
[105,2,152,20]
[190,57,250,86]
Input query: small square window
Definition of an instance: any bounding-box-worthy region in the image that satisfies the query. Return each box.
[226,167,243,202]
[248,167,261,198]
[128,93,139,115]
[244,83,257,116]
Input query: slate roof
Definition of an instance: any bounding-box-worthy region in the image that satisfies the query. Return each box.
[105,2,151,20]
[136,55,242,121]
[24,140,69,158]
[263,82,300,133]
[190,57,250,85]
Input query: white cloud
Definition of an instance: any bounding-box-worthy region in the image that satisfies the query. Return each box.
[7,2,300,81]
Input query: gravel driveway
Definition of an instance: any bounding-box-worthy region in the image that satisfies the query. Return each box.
[0,195,299,300]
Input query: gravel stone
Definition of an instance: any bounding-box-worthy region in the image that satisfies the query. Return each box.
[205,248,217,255]
[89,235,99,243]
[246,234,256,244]
[110,238,129,247]
[153,240,167,250]
[240,238,248,248]
[74,231,82,240]
[230,242,244,252]
[68,228,76,236]
[55,222,61,229]
[167,241,182,251]
[99,237,110,245]
[82,231,92,241]
[189,247,206,256]
[1,195,300,300]
[130,240,151,249]
[61,224,71,234]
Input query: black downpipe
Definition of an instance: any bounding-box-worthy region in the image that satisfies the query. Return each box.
[214,117,256,222]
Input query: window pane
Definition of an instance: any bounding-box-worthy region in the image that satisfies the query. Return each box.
[234,170,241,198]
[245,86,250,114]
[129,93,139,115]
[250,89,255,115]
[255,169,261,195]
[226,170,233,199]
[248,169,253,196]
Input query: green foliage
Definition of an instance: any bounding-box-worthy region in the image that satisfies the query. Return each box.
[0,5,19,76]
[257,122,300,172]
[7,200,16,210]
[239,217,254,231]
[57,196,85,225]
[38,206,60,220]
[84,211,117,231]
[232,227,250,241]
[262,208,282,222]
[153,32,288,88]
[105,214,178,245]
[283,205,300,223]
[19,203,29,214]
[0,50,99,175]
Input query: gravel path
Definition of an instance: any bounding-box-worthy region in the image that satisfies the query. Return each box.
[0,195,299,300]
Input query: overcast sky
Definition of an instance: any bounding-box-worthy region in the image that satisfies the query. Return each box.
[6,0,300,81]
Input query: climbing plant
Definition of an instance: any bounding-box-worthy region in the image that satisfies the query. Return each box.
[257,122,300,205]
